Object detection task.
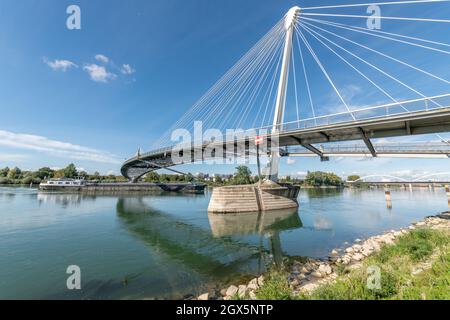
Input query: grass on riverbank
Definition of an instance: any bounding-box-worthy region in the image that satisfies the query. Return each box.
[255,270,294,300]
[255,228,450,300]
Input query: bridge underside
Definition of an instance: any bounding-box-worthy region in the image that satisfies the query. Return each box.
[121,108,450,181]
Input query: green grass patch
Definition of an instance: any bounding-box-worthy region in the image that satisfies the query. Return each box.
[255,270,294,300]
[376,228,448,263]
[299,228,450,300]
[397,251,450,300]
[253,228,449,300]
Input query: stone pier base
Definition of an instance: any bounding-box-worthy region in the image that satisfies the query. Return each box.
[208,180,300,213]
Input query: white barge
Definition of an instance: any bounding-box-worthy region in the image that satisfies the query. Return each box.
[38,178,206,194]
[39,178,86,191]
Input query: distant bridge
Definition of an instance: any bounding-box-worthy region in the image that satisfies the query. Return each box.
[347,172,450,186]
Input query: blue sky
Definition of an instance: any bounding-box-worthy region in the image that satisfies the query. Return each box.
[0,0,449,178]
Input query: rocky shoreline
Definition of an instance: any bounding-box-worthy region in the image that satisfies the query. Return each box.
[194,211,450,300]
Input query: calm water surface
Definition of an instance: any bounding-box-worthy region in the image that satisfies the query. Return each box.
[0,186,448,299]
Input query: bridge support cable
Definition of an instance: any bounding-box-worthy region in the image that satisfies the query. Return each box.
[183,22,284,132]
[302,17,450,56]
[299,23,408,112]
[296,27,356,120]
[291,35,301,128]
[297,20,441,108]
[152,19,286,148]
[204,26,284,131]
[359,128,378,157]
[201,24,285,132]
[301,0,450,11]
[220,38,281,130]
[214,30,284,129]
[260,48,284,128]
[300,12,450,24]
[435,133,450,146]
[294,30,317,126]
[301,18,450,87]
[305,19,450,50]
[235,36,287,129]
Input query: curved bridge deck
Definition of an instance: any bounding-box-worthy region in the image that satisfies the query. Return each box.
[122,104,450,180]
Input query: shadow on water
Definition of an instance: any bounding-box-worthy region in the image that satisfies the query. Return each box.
[114,197,302,297]
[208,210,302,267]
[117,198,302,272]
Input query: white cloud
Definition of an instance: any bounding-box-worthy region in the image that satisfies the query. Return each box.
[95,54,109,64]
[296,171,307,177]
[341,84,362,101]
[83,64,116,83]
[44,58,77,72]
[286,158,296,165]
[0,130,121,164]
[121,64,135,75]
[0,153,28,162]
[314,216,333,230]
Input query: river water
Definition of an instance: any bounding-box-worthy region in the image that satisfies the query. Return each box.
[0,186,448,299]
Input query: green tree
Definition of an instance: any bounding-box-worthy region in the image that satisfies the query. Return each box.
[144,172,160,182]
[35,167,54,180]
[63,164,78,178]
[53,169,65,179]
[184,173,194,183]
[233,166,253,185]
[78,171,89,179]
[7,167,22,180]
[91,171,100,180]
[347,175,361,182]
[305,171,343,187]
[0,167,9,177]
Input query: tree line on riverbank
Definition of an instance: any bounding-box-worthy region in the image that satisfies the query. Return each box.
[145,167,348,187]
[0,164,127,185]
[0,163,358,187]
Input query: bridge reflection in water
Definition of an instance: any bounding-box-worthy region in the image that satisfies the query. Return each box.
[209,210,302,266]
[116,197,302,283]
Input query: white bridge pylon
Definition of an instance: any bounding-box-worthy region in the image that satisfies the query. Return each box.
[269,6,301,181]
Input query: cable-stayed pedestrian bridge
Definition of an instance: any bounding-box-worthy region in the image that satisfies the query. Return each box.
[121,1,450,181]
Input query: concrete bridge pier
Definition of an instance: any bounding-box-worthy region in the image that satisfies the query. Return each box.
[208,180,299,214]
[385,190,392,209]
[446,185,450,207]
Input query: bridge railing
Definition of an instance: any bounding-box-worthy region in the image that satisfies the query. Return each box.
[123,94,450,166]
[270,93,450,132]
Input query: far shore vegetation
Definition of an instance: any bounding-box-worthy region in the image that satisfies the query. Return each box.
[0,164,128,185]
[1,163,355,187]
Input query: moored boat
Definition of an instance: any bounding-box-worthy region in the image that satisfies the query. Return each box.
[39,178,86,191]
